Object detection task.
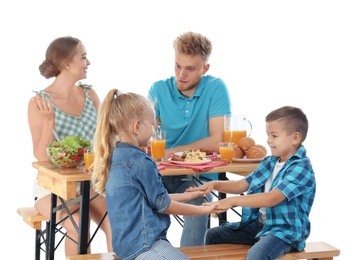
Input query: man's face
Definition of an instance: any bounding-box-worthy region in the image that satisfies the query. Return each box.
[174,53,209,97]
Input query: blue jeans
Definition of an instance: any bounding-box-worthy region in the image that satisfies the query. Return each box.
[205,219,295,259]
[135,239,188,260]
[162,175,213,246]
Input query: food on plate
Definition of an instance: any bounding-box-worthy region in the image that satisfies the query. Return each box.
[232,144,244,159]
[238,137,255,151]
[234,136,267,160]
[171,149,209,162]
[46,135,91,168]
[254,144,267,154]
[171,154,185,161]
[245,146,266,159]
[199,148,214,155]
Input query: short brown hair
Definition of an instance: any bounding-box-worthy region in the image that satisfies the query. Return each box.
[266,106,309,143]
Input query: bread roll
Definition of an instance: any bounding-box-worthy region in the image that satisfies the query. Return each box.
[246,146,266,159]
[232,145,244,159]
[238,137,255,151]
[254,144,267,155]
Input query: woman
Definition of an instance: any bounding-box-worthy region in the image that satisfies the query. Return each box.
[28,36,112,257]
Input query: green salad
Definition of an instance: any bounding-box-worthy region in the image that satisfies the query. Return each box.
[47,136,91,168]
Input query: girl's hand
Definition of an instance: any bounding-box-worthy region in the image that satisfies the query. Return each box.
[201,202,226,214]
[203,199,233,212]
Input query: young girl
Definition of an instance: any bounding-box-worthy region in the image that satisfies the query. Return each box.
[92,89,222,260]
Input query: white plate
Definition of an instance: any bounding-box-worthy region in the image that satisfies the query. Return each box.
[168,158,212,165]
[232,158,264,163]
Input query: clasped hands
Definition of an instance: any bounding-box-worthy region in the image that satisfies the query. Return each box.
[186,185,232,212]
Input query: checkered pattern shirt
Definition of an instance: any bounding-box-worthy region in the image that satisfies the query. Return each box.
[33,83,97,143]
[229,145,316,251]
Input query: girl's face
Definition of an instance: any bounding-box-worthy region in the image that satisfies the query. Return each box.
[138,108,157,147]
[266,120,300,162]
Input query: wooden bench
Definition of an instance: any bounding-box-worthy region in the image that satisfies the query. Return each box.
[18,207,49,260]
[66,241,340,260]
[18,207,48,230]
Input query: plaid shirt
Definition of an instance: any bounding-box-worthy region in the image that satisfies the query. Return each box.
[228,145,316,251]
[33,83,97,143]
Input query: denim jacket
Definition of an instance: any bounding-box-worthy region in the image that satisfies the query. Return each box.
[106,142,171,260]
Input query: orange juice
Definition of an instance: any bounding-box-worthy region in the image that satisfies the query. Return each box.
[219,146,234,162]
[84,152,94,171]
[223,130,247,144]
[151,139,166,159]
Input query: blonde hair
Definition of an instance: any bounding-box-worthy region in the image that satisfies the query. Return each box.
[173,31,212,63]
[92,89,153,195]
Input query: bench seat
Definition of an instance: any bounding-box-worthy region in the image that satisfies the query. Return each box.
[67,241,340,260]
[17,207,49,230]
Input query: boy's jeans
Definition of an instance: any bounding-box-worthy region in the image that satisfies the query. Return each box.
[205,219,295,259]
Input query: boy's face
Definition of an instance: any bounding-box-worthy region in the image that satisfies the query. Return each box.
[266,120,301,162]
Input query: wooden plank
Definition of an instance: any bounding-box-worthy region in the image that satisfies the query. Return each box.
[66,242,340,260]
[67,252,120,260]
[17,207,48,230]
[277,241,340,260]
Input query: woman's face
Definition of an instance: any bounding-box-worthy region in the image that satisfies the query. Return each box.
[67,42,90,80]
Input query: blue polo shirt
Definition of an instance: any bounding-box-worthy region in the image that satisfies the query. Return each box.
[148,75,231,180]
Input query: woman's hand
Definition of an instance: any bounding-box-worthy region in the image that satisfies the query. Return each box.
[31,95,55,121]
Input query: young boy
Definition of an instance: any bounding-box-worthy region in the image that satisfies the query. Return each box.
[188,106,316,260]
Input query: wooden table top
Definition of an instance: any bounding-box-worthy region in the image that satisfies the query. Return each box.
[33,160,260,199]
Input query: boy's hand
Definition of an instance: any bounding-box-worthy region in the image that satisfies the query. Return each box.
[186,182,214,196]
[184,190,205,200]
[203,199,233,212]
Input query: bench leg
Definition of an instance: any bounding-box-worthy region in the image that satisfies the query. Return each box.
[35,229,41,260]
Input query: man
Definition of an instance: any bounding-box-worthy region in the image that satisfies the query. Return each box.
[148,31,232,246]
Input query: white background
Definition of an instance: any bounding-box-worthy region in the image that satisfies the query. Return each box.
[1,1,361,259]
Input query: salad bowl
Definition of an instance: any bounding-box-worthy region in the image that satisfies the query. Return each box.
[46,136,91,168]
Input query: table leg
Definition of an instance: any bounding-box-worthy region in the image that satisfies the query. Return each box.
[78,180,90,254]
[47,193,57,260]
[218,172,228,225]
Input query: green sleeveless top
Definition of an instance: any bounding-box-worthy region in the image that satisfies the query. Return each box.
[32,82,97,143]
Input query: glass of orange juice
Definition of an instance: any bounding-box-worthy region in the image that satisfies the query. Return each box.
[84,146,94,172]
[150,130,166,161]
[219,142,234,163]
[224,115,252,144]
